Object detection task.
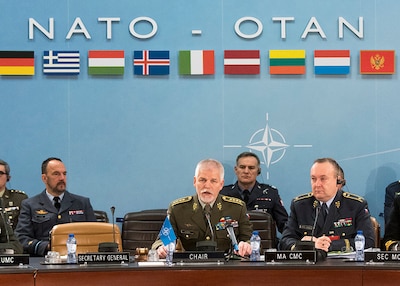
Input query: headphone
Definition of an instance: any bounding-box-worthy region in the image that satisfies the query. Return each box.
[257,168,261,175]
[337,178,346,186]
[6,174,10,182]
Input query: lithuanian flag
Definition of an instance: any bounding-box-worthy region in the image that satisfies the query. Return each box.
[0,51,34,75]
[269,50,306,75]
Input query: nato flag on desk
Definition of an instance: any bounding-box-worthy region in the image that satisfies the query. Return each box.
[159,216,176,246]
[43,50,80,75]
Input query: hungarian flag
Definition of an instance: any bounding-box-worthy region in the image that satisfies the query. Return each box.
[88,50,124,75]
[0,51,34,75]
[179,50,214,75]
[133,50,170,76]
[269,50,306,75]
[314,50,350,75]
[224,50,260,74]
[360,50,395,74]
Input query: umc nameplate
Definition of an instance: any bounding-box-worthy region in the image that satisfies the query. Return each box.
[78,252,130,264]
[265,251,316,263]
[365,251,400,262]
[0,254,29,266]
[173,251,225,263]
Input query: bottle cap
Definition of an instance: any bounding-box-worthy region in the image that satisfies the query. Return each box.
[252,230,259,235]
[69,233,74,237]
[357,230,363,235]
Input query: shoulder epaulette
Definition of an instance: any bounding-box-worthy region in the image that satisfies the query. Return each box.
[10,189,27,195]
[222,195,244,206]
[171,196,192,207]
[342,192,364,203]
[293,192,313,202]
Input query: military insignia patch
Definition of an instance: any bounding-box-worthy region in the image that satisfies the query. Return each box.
[36,209,48,215]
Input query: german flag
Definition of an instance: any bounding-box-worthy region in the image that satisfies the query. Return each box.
[360,50,395,74]
[0,51,35,75]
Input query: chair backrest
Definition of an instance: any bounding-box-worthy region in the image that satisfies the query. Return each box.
[122,209,167,255]
[370,216,381,248]
[50,222,122,255]
[247,210,276,250]
[94,210,109,223]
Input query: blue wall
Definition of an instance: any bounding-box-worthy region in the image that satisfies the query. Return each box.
[1,0,399,232]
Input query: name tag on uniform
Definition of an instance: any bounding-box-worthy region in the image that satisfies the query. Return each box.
[173,251,225,264]
[265,250,316,264]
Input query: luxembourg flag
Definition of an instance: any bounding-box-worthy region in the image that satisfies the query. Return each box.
[314,50,350,75]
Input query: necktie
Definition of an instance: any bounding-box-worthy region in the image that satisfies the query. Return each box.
[53,196,61,211]
[243,190,250,204]
[204,204,211,216]
[321,203,328,222]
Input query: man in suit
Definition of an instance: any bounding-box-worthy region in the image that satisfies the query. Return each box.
[153,159,252,258]
[0,159,28,230]
[220,152,288,234]
[280,157,375,252]
[15,157,96,256]
[383,194,400,250]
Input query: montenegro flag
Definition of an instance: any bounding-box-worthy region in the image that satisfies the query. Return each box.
[360,50,395,74]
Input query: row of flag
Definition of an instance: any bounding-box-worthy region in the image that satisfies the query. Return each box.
[0,49,395,76]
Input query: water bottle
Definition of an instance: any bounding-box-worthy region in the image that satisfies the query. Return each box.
[250,230,261,261]
[354,230,365,262]
[165,241,176,266]
[66,233,77,264]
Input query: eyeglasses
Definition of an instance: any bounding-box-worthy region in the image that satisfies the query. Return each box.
[0,171,7,176]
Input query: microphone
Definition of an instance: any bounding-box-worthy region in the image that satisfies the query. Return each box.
[0,198,10,244]
[216,217,239,252]
[196,206,217,251]
[311,205,321,239]
[226,223,239,252]
[98,206,119,252]
[0,197,13,254]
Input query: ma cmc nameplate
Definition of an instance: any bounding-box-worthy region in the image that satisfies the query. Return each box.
[0,254,29,266]
[173,251,225,263]
[365,251,400,262]
[265,250,316,263]
[77,252,130,264]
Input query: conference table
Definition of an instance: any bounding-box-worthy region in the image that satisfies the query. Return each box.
[2,256,400,286]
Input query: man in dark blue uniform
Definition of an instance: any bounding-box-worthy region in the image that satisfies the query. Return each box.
[280,158,375,252]
[220,152,288,234]
[383,194,400,250]
[15,157,96,256]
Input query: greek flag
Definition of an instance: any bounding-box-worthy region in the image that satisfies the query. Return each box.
[43,50,80,75]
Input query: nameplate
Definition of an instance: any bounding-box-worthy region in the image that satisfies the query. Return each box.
[0,254,29,266]
[365,251,400,262]
[265,251,316,263]
[77,252,130,264]
[173,251,225,263]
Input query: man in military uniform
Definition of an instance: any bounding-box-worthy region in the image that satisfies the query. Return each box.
[280,158,375,252]
[153,159,252,258]
[15,157,96,256]
[0,159,28,230]
[383,194,400,250]
[221,152,288,234]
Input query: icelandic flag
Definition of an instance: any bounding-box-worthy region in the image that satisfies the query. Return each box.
[314,50,350,75]
[133,50,170,75]
[43,50,80,75]
[159,216,176,246]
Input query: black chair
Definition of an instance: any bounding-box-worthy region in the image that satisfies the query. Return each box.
[122,209,167,255]
[247,210,276,250]
[94,210,109,223]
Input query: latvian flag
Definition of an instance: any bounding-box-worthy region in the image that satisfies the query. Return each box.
[43,50,80,75]
[0,51,34,75]
[179,50,214,75]
[88,50,124,75]
[133,50,170,76]
[360,50,395,74]
[269,50,306,75]
[314,50,350,75]
[224,50,260,75]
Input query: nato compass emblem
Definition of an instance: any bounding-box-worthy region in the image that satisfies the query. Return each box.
[224,113,312,179]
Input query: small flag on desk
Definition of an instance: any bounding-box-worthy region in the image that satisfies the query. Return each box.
[159,216,176,246]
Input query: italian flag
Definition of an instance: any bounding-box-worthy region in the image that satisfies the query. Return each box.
[179,50,214,75]
[88,50,125,75]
